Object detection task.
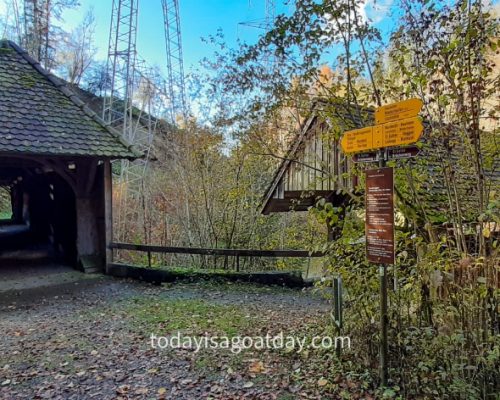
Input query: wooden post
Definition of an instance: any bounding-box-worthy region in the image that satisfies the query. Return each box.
[103,160,113,273]
[75,196,99,260]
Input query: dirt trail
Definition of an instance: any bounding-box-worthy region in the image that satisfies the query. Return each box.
[0,276,336,399]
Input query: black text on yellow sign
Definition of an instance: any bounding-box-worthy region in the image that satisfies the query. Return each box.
[341,117,423,154]
[374,98,423,125]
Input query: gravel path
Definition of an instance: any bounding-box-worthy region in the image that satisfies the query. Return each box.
[0,275,337,399]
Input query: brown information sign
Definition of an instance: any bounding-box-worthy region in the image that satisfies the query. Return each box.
[365,167,395,265]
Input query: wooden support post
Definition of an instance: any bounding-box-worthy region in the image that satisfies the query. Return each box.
[104,160,113,273]
[75,196,99,272]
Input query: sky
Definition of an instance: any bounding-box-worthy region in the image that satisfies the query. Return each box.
[2,0,498,79]
[0,0,396,75]
[59,0,296,75]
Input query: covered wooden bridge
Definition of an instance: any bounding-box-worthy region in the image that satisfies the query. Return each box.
[0,40,140,273]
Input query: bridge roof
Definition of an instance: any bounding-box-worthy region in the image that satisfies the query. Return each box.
[0,40,141,160]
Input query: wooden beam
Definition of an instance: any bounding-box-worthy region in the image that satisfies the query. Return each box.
[83,160,98,196]
[109,242,324,258]
[103,160,113,270]
[46,159,78,194]
[76,197,99,256]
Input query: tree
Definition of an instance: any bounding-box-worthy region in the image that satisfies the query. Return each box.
[22,0,79,70]
[193,1,499,396]
[57,8,96,85]
[84,61,111,97]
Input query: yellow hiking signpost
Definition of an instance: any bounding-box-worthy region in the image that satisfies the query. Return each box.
[340,98,424,388]
[381,117,423,147]
[340,126,374,153]
[374,98,423,124]
[341,98,424,154]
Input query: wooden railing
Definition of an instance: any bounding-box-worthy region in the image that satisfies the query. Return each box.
[109,242,324,271]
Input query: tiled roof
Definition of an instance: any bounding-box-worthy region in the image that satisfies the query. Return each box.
[0,40,141,159]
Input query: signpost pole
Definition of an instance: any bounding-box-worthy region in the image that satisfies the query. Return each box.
[378,149,389,386]
[342,98,423,388]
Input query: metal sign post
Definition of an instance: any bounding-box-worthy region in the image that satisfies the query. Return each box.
[369,151,392,387]
[341,98,424,387]
[332,277,343,357]
[365,158,393,386]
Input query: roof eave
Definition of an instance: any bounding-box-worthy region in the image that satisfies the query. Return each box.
[2,40,141,161]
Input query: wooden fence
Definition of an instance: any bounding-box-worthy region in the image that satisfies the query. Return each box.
[109,242,324,272]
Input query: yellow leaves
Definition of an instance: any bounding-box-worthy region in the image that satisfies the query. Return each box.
[158,387,167,395]
[248,360,266,374]
[317,378,328,387]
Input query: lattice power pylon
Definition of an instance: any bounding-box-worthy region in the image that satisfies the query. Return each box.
[161,0,187,123]
[239,0,276,69]
[264,0,276,69]
[103,0,138,140]
[102,0,140,242]
[265,0,275,32]
[103,0,186,243]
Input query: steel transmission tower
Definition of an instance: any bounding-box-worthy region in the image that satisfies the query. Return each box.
[239,0,276,69]
[103,0,186,243]
[103,0,138,140]
[264,0,276,69]
[161,0,187,123]
[265,0,275,33]
[103,0,140,242]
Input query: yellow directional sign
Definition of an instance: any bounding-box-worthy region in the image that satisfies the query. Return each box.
[382,117,423,147]
[341,117,423,153]
[340,126,373,153]
[375,98,423,125]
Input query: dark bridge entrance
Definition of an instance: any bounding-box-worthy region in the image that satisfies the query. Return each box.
[0,157,77,266]
[0,40,140,276]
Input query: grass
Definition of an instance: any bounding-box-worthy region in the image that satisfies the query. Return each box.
[126,297,258,337]
[0,211,12,220]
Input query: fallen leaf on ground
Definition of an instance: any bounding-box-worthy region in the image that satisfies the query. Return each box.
[248,360,266,374]
[158,387,167,395]
[317,378,328,387]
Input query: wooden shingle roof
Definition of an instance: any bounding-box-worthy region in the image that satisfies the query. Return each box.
[0,40,141,159]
